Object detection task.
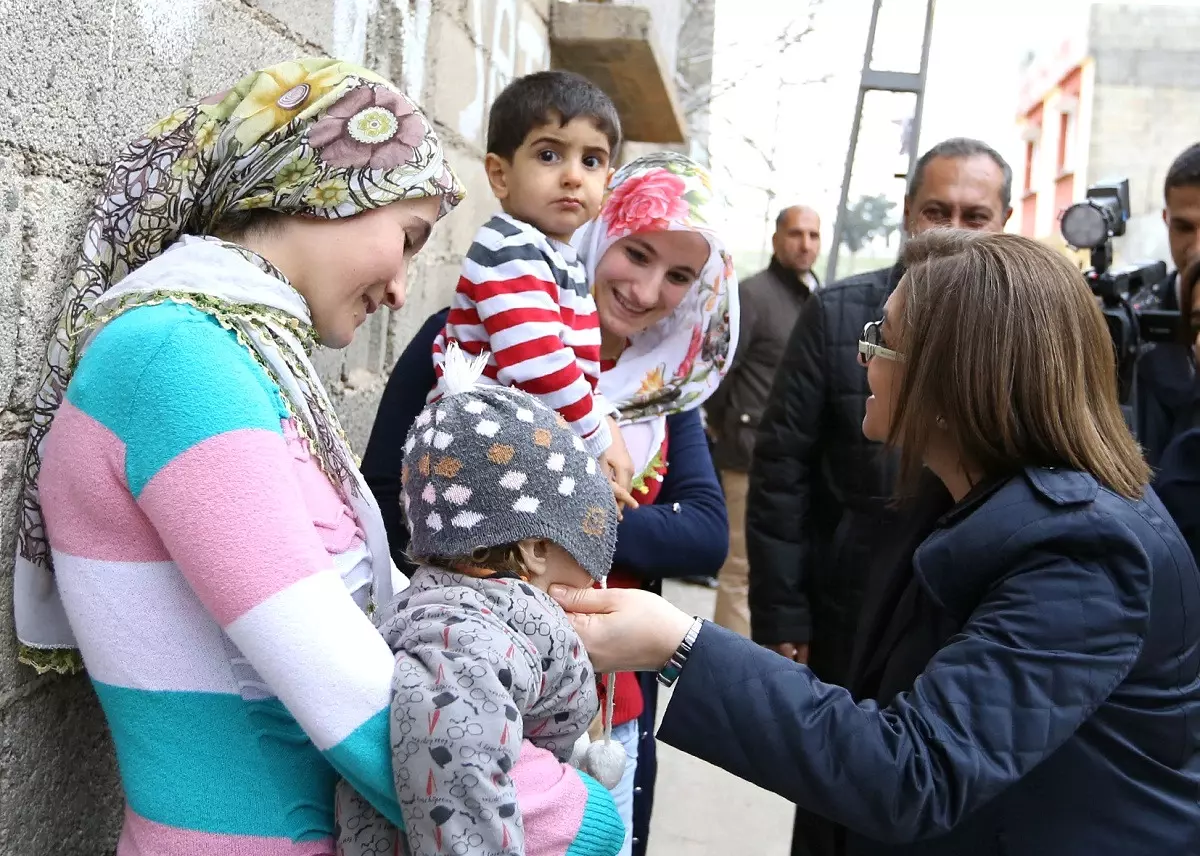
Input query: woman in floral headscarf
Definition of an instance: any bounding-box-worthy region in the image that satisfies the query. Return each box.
[9,58,618,856]
[575,151,738,855]
[362,152,738,856]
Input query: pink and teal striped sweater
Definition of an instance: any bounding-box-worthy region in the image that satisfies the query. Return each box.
[39,298,619,855]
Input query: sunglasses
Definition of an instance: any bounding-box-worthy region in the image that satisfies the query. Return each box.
[858,320,906,365]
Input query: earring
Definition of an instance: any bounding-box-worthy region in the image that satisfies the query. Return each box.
[936,415,947,429]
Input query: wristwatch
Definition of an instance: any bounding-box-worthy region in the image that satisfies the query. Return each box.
[657,616,705,687]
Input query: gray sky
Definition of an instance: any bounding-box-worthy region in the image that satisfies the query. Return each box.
[706,0,1121,261]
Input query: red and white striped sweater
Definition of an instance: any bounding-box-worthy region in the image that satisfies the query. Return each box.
[432,213,613,456]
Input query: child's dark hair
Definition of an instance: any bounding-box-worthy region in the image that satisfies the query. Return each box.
[486,70,621,161]
[413,543,530,580]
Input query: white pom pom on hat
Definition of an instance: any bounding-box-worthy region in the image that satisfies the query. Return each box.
[439,340,490,397]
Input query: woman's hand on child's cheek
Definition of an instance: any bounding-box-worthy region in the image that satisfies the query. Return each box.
[551,585,692,673]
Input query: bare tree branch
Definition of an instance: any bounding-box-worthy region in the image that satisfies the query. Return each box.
[675,0,824,119]
[708,112,777,172]
[673,0,828,255]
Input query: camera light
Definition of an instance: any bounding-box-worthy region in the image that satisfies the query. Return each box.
[1061,201,1111,250]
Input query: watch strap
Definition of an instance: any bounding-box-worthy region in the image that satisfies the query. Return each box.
[657,616,704,687]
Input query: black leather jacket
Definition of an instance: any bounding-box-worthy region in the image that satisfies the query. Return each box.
[1133,272,1200,467]
[747,264,905,684]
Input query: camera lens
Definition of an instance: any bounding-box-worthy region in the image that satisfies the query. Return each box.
[1061,202,1111,250]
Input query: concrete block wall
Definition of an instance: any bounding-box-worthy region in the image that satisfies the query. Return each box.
[618,0,683,79]
[0,1,581,851]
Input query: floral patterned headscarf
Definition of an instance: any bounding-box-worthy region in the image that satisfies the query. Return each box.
[576,153,739,478]
[15,58,463,672]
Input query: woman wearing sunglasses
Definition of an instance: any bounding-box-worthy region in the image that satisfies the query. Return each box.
[550,228,1200,856]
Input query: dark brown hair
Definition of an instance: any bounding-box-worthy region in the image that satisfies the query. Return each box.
[888,229,1149,499]
[1165,142,1200,202]
[486,70,621,161]
[908,137,1013,211]
[417,543,530,580]
[208,208,288,243]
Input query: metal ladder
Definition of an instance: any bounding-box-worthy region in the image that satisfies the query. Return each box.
[825,0,938,285]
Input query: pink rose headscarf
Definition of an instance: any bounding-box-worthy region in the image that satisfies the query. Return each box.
[574,152,740,478]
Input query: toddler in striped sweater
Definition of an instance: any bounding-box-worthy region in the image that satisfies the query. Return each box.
[431,70,638,512]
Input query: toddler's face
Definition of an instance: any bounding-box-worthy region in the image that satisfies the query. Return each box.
[487,116,611,243]
[520,540,596,593]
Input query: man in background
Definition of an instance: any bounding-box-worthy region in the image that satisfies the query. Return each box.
[775,204,824,291]
[707,205,822,633]
[1136,143,1200,465]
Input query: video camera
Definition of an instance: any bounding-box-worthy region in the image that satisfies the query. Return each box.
[1060,179,1177,415]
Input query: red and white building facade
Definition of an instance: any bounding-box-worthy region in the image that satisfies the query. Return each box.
[1014,32,1094,245]
[1013,4,1200,266]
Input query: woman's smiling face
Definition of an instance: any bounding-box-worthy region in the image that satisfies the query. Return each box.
[592,230,710,339]
[246,196,441,349]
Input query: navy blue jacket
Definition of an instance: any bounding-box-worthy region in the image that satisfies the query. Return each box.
[659,467,1200,855]
[1155,428,1200,562]
[1132,272,1200,467]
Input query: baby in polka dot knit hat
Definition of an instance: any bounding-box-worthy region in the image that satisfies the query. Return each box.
[334,343,625,856]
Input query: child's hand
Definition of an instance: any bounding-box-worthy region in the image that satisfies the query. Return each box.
[596,456,638,518]
[608,480,639,519]
[598,417,638,517]
[601,416,634,491]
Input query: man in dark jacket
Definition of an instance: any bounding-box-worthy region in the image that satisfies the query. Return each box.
[745,138,1013,856]
[708,204,821,635]
[1137,142,1200,466]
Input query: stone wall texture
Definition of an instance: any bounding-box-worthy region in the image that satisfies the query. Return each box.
[1087,3,1200,263]
[0,1,688,852]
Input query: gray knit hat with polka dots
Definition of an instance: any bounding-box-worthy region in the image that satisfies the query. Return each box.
[401,343,618,581]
